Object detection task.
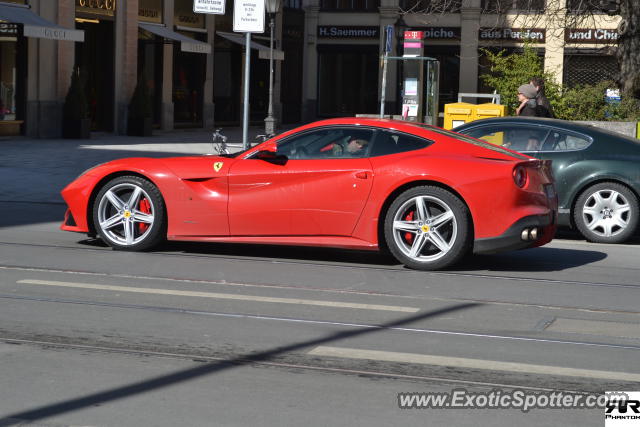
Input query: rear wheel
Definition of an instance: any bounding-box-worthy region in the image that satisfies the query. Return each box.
[573,182,639,244]
[384,186,471,270]
[92,176,166,251]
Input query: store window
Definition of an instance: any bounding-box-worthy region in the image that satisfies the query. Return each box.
[400,0,461,12]
[567,0,609,13]
[481,0,545,12]
[173,0,206,127]
[317,45,378,117]
[563,54,618,87]
[0,23,19,122]
[320,0,379,12]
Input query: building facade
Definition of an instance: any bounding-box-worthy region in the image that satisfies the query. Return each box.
[0,0,622,137]
[302,0,621,122]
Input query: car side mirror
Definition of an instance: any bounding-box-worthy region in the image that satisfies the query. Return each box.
[260,140,277,153]
[255,145,287,165]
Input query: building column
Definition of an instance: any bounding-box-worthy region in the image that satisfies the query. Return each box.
[544,0,566,83]
[161,0,174,131]
[459,0,481,94]
[114,0,139,134]
[379,3,400,116]
[57,0,75,105]
[203,13,215,129]
[301,4,319,122]
[26,0,63,138]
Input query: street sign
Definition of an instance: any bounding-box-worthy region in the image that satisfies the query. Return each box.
[233,0,265,33]
[193,0,225,15]
[385,25,393,53]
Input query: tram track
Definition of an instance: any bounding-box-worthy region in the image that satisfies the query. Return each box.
[1,291,639,352]
[0,335,592,393]
[1,240,640,293]
[2,259,640,317]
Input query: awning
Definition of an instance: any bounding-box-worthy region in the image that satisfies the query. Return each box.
[139,23,211,54]
[217,31,284,60]
[0,3,84,42]
[217,31,271,51]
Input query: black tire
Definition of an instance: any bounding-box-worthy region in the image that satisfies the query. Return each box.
[573,182,639,244]
[92,175,166,251]
[384,186,471,270]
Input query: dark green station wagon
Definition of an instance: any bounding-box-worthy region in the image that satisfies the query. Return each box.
[455,117,640,244]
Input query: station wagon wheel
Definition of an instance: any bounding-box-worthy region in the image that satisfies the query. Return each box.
[573,182,639,244]
[92,176,166,251]
[384,186,471,270]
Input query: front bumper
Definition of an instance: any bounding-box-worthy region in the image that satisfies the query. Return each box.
[473,212,556,254]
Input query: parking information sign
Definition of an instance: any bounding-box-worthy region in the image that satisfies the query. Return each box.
[193,0,225,15]
[233,0,265,33]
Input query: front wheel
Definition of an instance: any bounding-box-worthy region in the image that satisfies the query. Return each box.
[92,176,166,251]
[384,186,471,270]
[573,182,639,244]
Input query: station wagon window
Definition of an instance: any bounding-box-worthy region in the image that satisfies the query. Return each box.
[463,125,550,152]
[276,127,375,159]
[369,131,433,157]
[541,130,591,151]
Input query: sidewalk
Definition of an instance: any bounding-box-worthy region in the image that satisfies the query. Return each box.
[0,126,289,205]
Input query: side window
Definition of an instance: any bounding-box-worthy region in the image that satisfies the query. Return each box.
[465,126,549,152]
[276,128,374,159]
[542,131,591,151]
[369,131,432,157]
[463,126,506,146]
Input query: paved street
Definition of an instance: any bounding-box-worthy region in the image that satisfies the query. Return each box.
[1,132,639,426]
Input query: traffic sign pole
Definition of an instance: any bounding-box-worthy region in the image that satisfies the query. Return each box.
[243,33,251,150]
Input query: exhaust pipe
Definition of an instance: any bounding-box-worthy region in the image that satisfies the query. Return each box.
[521,228,539,241]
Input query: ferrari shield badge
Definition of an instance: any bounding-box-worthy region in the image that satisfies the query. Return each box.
[213,162,224,172]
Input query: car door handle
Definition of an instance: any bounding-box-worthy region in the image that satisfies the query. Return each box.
[354,171,369,179]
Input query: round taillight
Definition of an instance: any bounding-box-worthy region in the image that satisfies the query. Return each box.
[513,165,527,188]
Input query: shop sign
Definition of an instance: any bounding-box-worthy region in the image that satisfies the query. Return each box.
[0,23,18,35]
[176,0,205,29]
[23,25,84,42]
[139,0,162,23]
[479,27,545,42]
[418,27,461,40]
[193,0,225,15]
[317,26,379,38]
[565,28,619,43]
[76,0,116,17]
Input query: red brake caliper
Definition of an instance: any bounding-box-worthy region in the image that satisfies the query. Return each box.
[138,198,151,233]
[404,211,415,244]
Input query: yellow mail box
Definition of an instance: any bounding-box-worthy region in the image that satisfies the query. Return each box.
[474,103,505,121]
[443,102,475,130]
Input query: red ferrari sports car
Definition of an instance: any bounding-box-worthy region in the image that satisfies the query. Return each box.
[61,118,557,270]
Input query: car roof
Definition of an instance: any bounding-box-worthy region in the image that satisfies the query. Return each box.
[453,116,640,145]
[453,116,591,131]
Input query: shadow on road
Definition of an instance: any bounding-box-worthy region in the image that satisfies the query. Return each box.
[0,303,478,425]
[455,246,607,273]
[163,241,399,267]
